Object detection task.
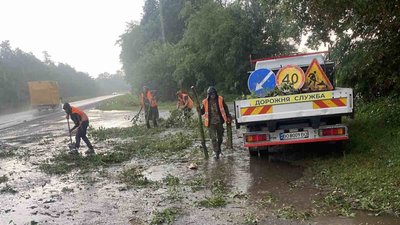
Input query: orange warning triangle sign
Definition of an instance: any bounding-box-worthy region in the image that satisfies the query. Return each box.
[303,59,334,91]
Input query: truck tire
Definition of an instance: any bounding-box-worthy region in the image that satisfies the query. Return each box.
[259,148,269,157]
[248,147,258,157]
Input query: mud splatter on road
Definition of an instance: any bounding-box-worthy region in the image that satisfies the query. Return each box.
[1,108,399,225]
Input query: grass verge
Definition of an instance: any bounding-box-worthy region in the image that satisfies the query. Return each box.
[119,167,153,187]
[0,184,18,194]
[150,208,180,225]
[310,97,400,215]
[274,205,312,220]
[41,131,193,175]
[0,146,17,158]
[96,93,140,111]
[90,125,165,141]
[0,175,8,183]
[95,93,175,111]
[197,180,227,208]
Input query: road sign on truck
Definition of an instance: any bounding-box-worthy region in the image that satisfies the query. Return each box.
[28,81,61,111]
[247,68,276,97]
[235,52,353,156]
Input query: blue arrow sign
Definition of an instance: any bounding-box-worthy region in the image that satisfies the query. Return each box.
[248,68,276,97]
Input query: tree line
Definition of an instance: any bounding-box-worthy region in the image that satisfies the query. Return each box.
[0,41,129,113]
[119,0,399,101]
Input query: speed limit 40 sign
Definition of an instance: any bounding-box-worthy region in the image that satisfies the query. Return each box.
[276,65,305,90]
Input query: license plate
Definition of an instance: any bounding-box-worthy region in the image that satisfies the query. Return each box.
[279,131,309,140]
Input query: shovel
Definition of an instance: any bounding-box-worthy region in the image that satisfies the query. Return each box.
[66,117,74,150]
[131,106,143,125]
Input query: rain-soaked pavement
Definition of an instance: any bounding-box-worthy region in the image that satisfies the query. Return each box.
[1,106,400,225]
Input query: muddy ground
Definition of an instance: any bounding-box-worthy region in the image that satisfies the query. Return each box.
[1,108,400,225]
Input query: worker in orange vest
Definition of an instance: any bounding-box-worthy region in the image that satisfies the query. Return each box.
[63,103,94,155]
[200,86,231,159]
[176,90,194,117]
[140,86,159,128]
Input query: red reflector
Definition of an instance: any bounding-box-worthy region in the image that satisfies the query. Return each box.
[319,128,345,136]
[246,134,268,142]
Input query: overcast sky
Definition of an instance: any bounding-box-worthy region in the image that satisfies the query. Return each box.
[0,0,145,77]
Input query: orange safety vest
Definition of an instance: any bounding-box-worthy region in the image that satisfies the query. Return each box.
[71,106,88,121]
[202,96,227,127]
[141,90,157,107]
[178,93,193,109]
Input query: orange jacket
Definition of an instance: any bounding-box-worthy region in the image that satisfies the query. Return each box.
[201,96,228,127]
[177,93,193,109]
[71,106,88,122]
[140,90,157,107]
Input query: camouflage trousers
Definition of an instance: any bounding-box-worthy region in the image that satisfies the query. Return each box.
[145,106,159,128]
[208,123,224,158]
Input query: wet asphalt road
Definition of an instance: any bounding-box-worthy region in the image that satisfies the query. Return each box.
[0,94,122,130]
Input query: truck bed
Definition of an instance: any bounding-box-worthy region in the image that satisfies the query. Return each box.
[235,88,353,124]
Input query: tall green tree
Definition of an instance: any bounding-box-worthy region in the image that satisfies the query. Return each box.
[119,0,298,98]
[283,0,400,99]
[0,41,101,113]
[119,0,188,100]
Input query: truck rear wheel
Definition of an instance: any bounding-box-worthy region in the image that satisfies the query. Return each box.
[248,147,258,157]
[259,148,269,157]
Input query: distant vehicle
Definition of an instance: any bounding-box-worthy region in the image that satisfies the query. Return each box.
[112,92,118,95]
[28,81,61,112]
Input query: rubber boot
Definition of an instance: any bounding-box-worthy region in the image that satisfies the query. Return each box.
[85,148,95,155]
[153,119,158,127]
[69,148,79,155]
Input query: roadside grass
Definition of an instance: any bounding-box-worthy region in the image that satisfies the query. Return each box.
[197,195,227,208]
[311,97,400,215]
[119,167,153,187]
[274,205,313,220]
[61,187,74,193]
[90,125,165,141]
[161,175,183,202]
[163,174,180,186]
[258,192,276,207]
[150,207,180,225]
[96,93,140,111]
[165,186,183,203]
[157,101,176,111]
[151,132,193,158]
[243,212,258,225]
[161,109,197,128]
[95,93,176,111]
[0,175,8,183]
[188,175,206,192]
[0,184,18,194]
[0,151,16,158]
[197,180,227,208]
[40,131,193,175]
[0,145,17,158]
